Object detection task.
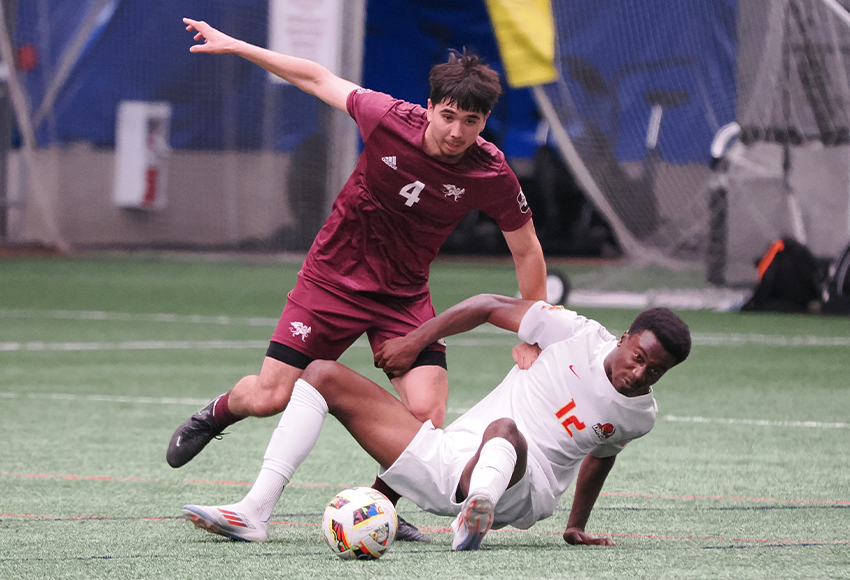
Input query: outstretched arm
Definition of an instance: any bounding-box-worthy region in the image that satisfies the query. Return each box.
[563,454,617,546]
[503,221,547,369]
[374,294,536,375]
[503,220,547,303]
[183,18,360,112]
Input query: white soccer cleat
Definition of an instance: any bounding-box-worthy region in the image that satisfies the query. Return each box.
[451,493,494,551]
[182,503,269,542]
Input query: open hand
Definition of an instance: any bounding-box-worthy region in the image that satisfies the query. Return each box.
[183,18,239,54]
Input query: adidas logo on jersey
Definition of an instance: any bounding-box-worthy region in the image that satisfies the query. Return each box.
[382,156,397,170]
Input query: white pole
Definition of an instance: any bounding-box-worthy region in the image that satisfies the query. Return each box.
[817,0,850,246]
[819,0,850,30]
[0,0,68,251]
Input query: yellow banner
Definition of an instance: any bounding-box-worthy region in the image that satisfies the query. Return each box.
[484,0,558,87]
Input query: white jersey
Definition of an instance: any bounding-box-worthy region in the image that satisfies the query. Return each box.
[443,301,658,525]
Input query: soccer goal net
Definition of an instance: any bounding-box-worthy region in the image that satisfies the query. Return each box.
[535,0,850,286]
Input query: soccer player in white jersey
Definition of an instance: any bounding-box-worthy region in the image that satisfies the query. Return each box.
[181,294,691,549]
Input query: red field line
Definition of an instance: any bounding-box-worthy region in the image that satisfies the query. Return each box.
[414,526,848,546]
[8,471,850,505]
[6,471,847,507]
[1,513,845,546]
[600,491,850,505]
[4,472,356,489]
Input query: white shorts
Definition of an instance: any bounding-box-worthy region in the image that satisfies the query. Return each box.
[378,421,552,529]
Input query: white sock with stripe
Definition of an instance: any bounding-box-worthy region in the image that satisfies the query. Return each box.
[467,437,517,505]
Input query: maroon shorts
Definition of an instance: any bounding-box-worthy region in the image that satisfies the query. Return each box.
[269,273,446,365]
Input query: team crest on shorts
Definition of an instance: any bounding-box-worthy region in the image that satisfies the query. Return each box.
[290,321,311,342]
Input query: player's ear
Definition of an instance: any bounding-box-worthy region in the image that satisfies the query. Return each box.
[617,331,629,345]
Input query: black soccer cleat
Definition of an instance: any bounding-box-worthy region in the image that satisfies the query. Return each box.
[166,396,226,468]
[395,514,430,542]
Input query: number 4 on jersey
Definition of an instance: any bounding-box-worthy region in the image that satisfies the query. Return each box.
[399,181,424,207]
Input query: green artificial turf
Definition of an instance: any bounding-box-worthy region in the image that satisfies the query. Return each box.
[1,254,847,579]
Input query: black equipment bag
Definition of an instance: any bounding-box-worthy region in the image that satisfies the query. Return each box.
[741,238,826,313]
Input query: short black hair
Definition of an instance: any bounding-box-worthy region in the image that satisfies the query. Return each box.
[628,307,691,365]
[428,49,502,114]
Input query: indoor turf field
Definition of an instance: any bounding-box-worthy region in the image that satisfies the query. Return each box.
[1,254,847,579]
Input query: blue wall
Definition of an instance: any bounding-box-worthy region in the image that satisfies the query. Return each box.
[16,0,736,164]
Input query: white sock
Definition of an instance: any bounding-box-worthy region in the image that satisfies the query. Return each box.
[467,437,517,505]
[241,378,329,521]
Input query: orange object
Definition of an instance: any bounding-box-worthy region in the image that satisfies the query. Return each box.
[757,239,785,281]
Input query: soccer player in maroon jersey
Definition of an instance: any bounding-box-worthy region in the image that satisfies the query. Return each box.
[168,17,548,540]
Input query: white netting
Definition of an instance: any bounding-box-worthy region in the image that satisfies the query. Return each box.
[1,1,363,252]
[537,0,850,285]
[0,0,67,251]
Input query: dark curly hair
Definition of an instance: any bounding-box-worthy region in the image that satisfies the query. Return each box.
[428,49,502,114]
[628,307,691,364]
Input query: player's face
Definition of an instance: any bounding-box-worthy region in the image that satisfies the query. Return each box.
[424,99,489,163]
[604,330,677,397]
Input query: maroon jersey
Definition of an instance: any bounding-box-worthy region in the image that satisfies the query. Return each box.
[301,89,531,297]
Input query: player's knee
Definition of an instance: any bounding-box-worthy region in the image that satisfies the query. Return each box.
[301,360,334,386]
[251,374,297,417]
[300,360,351,405]
[302,359,352,387]
[483,418,526,455]
[406,399,446,428]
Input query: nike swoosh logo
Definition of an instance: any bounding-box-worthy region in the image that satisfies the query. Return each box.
[175,436,182,447]
[569,365,580,378]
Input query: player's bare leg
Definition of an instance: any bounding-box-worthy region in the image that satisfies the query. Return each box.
[166,357,303,468]
[182,360,421,542]
[306,361,423,466]
[228,357,304,417]
[391,365,449,428]
[372,364,448,541]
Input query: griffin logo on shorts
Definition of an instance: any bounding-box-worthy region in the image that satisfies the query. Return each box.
[592,422,616,441]
[290,321,311,342]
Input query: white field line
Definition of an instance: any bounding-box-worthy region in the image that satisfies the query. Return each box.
[0,308,278,327]
[0,392,209,406]
[2,332,849,352]
[2,308,849,347]
[0,340,270,352]
[0,391,844,430]
[665,415,850,429]
[691,333,850,347]
[568,288,749,312]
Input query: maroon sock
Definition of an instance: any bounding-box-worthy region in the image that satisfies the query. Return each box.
[212,391,242,428]
[372,476,401,505]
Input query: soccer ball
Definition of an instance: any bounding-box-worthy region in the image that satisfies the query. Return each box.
[322,487,398,560]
